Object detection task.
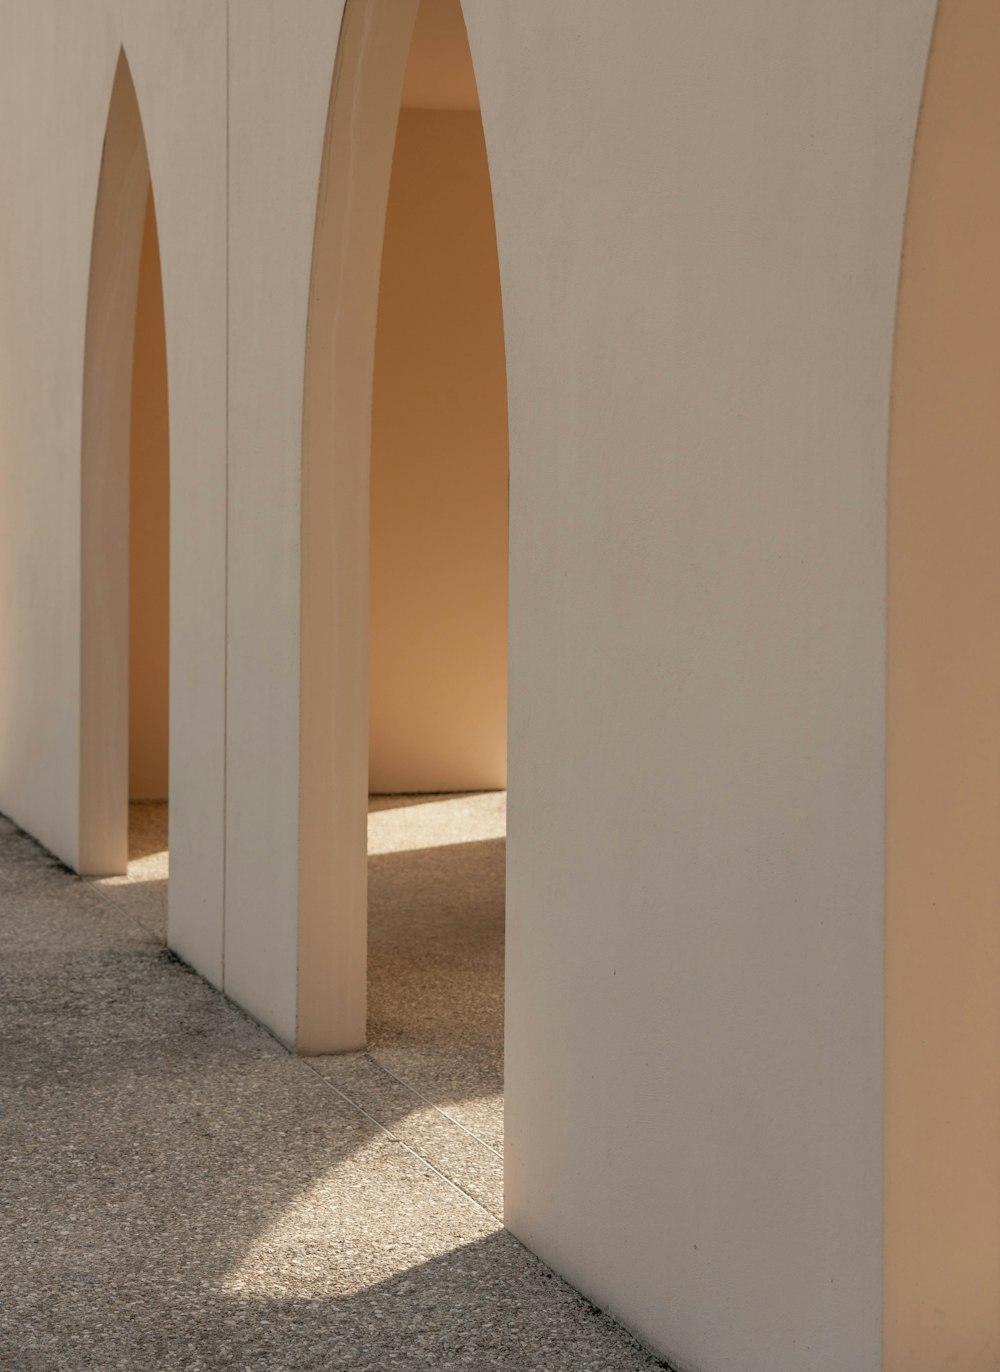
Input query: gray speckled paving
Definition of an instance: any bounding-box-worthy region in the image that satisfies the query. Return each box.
[0,807,667,1371]
[367,793,505,1154]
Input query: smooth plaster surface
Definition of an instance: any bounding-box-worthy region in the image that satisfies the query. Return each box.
[2,3,985,1368]
[296,0,420,1052]
[886,3,1000,1366]
[130,1,229,988]
[369,108,508,793]
[459,3,938,1368]
[402,0,479,111]
[226,0,358,1044]
[0,2,120,869]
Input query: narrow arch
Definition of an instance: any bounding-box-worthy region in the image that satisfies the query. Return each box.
[79,51,167,874]
[300,0,421,1051]
[299,0,508,1052]
[886,3,1000,1367]
[369,9,508,794]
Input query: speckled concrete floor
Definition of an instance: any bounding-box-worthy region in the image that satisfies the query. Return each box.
[0,804,668,1371]
[366,793,506,1152]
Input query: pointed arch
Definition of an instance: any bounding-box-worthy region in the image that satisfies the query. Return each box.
[79,51,160,874]
[298,0,420,1051]
[299,0,513,1053]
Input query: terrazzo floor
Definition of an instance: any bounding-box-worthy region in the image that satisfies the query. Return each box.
[0,797,668,1370]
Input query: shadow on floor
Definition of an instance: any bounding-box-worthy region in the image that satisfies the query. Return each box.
[0,814,667,1372]
[368,837,504,1146]
[6,1227,666,1371]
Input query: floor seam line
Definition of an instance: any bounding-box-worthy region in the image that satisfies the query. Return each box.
[297,1057,503,1225]
[360,1052,504,1161]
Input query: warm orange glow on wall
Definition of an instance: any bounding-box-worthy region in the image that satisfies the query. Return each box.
[128,190,169,801]
[886,5,1000,1367]
[368,97,508,793]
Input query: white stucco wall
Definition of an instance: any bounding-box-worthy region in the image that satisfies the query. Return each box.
[220,2,941,1362]
[0,2,227,975]
[0,3,950,1369]
[224,0,353,1044]
[461,3,936,1369]
[125,2,228,985]
[0,4,120,866]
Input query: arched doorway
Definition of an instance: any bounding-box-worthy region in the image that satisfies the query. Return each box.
[80,51,169,880]
[299,0,508,1070]
[366,0,508,1133]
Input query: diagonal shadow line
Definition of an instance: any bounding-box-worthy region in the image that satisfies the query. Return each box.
[0,813,667,1372]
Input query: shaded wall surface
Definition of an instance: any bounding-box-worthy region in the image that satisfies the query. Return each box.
[886,3,1000,1368]
[369,107,508,794]
[129,190,170,801]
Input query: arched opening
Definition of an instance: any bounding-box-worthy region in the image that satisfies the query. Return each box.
[369,3,506,797]
[126,188,170,883]
[299,0,507,1098]
[80,52,169,883]
[886,5,1000,1368]
[366,0,508,1130]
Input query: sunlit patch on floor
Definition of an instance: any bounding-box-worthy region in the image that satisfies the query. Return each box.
[219,1135,500,1301]
[367,791,505,855]
[89,801,168,936]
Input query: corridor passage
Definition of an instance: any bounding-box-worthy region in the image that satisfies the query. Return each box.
[368,794,504,1133]
[0,805,665,1370]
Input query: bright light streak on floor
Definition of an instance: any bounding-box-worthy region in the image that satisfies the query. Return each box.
[367,790,506,854]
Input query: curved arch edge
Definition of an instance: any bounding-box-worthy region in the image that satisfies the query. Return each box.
[297,0,419,1051]
[78,49,152,875]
